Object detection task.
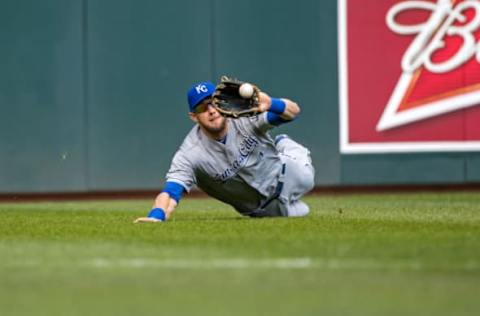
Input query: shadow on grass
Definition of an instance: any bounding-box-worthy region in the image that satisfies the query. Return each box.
[170,215,295,223]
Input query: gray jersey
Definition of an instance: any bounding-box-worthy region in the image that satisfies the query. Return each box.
[166,113,283,214]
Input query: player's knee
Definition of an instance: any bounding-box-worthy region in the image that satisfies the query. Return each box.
[297,167,315,194]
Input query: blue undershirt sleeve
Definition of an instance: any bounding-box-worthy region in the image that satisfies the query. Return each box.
[267,112,293,126]
[162,181,186,203]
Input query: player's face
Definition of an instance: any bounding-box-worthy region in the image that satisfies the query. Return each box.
[189,98,227,137]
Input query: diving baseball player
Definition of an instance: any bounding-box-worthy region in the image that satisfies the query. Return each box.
[134,81,315,223]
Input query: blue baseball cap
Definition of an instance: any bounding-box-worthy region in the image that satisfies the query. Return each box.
[187,81,215,112]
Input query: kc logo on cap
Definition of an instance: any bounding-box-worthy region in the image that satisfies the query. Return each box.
[195,84,209,94]
[187,81,215,112]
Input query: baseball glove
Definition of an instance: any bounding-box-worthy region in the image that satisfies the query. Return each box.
[212,76,260,118]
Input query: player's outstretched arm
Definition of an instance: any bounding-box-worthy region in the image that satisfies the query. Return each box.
[134,192,177,223]
[134,181,185,223]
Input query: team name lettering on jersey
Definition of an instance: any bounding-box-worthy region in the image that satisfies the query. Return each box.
[214,136,259,182]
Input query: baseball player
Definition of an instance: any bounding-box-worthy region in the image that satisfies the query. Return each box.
[134,81,315,223]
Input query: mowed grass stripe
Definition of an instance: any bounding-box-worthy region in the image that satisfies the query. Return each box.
[3,257,480,272]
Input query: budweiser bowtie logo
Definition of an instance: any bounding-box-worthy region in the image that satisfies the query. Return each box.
[339,0,480,153]
[379,0,480,131]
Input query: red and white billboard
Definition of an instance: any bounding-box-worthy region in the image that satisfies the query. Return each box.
[339,0,480,153]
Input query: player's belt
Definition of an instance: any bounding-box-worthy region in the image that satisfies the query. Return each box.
[259,163,286,209]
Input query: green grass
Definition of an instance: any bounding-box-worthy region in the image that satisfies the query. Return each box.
[0,192,479,316]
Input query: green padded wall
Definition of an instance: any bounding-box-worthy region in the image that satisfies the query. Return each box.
[466,155,480,182]
[86,0,213,190]
[0,0,86,193]
[341,154,466,185]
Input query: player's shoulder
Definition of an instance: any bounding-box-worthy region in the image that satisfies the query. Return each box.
[178,125,203,152]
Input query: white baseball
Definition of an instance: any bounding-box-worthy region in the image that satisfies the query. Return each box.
[239,83,254,99]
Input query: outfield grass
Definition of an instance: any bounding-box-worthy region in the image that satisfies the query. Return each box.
[0,192,479,316]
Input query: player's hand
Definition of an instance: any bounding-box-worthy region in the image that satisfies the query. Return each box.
[258,92,272,112]
[133,217,163,223]
[134,207,167,223]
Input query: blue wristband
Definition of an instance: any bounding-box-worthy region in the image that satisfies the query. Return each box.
[147,208,166,221]
[269,98,286,114]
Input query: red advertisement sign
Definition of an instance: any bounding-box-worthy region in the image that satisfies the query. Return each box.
[339,0,480,153]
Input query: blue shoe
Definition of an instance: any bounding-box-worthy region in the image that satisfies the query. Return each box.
[275,134,289,146]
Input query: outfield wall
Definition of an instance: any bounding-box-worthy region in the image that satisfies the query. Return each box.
[1,0,479,193]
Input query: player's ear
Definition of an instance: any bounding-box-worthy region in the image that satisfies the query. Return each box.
[188,112,198,123]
